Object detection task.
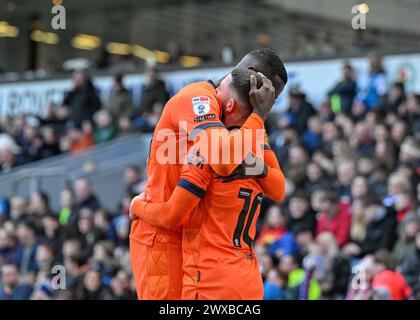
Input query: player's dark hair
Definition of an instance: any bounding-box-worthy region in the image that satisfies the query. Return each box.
[230,68,262,110]
[248,48,288,85]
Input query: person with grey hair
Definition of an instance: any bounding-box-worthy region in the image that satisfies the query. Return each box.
[0,134,22,173]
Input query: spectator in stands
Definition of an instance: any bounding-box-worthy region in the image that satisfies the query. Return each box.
[285,87,316,135]
[296,33,317,58]
[134,66,169,118]
[256,205,287,247]
[17,117,43,163]
[0,133,22,172]
[0,263,33,300]
[74,268,113,300]
[58,189,76,227]
[286,191,316,236]
[73,178,101,213]
[123,165,143,197]
[328,64,357,115]
[371,249,412,300]
[109,270,135,300]
[93,110,117,144]
[355,54,388,111]
[105,74,132,119]
[315,31,337,57]
[303,116,323,152]
[346,199,397,257]
[386,82,406,111]
[279,254,321,300]
[392,216,419,265]
[0,229,17,264]
[38,126,61,160]
[61,121,95,154]
[63,70,102,128]
[14,221,39,276]
[400,231,420,296]
[315,190,351,248]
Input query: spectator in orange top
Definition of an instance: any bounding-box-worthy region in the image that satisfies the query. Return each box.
[63,121,95,153]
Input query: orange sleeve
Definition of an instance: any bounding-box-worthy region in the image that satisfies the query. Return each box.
[131,163,212,229]
[191,113,265,177]
[170,82,265,177]
[131,186,201,229]
[258,144,286,202]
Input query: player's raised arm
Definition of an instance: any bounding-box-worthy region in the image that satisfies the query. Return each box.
[181,72,274,178]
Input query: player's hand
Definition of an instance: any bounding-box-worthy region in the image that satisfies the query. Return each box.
[250,72,275,121]
[214,153,267,182]
[129,193,146,220]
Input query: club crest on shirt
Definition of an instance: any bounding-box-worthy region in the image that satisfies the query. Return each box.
[192,96,210,116]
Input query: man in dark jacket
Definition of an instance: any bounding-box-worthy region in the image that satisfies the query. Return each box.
[0,264,33,300]
[72,178,101,213]
[135,66,169,117]
[328,64,357,115]
[285,87,316,135]
[359,200,398,256]
[63,70,101,128]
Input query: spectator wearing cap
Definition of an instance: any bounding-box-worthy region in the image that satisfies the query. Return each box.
[0,263,33,300]
[315,190,351,248]
[62,70,101,128]
[328,64,357,115]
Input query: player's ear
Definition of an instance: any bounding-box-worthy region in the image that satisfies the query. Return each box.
[224,98,236,114]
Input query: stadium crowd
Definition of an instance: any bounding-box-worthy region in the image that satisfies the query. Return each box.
[0,53,420,300]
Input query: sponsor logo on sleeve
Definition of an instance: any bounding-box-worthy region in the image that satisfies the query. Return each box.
[193,114,216,123]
